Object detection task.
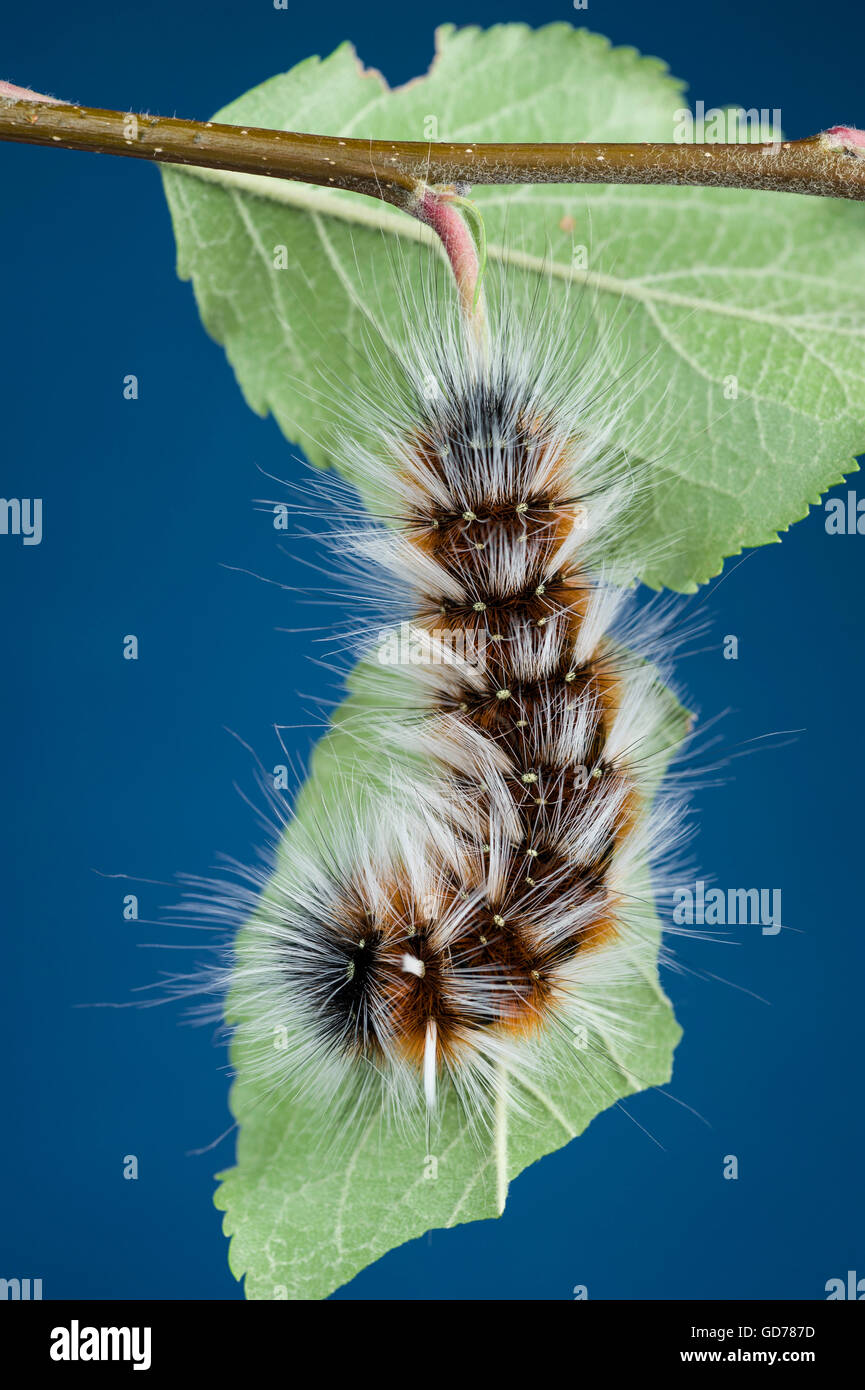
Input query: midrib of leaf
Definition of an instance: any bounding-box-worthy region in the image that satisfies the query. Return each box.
[169,166,865,362]
[411,1123,492,1225]
[495,1065,509,1215]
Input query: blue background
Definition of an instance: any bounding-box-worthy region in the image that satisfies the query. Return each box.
[1,0,862,1301]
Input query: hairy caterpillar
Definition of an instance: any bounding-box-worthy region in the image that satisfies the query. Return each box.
[199,234,694,1144]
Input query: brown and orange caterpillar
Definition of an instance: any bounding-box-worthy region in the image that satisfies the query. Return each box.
[200,251,693,1141]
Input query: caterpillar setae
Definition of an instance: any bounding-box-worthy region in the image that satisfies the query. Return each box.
[201,218,694,1144]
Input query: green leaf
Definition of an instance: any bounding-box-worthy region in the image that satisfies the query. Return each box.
[161,22,864,592]
[214,660,687,1300]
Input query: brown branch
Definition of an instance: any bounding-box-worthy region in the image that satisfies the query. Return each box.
[1,87,864,207]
